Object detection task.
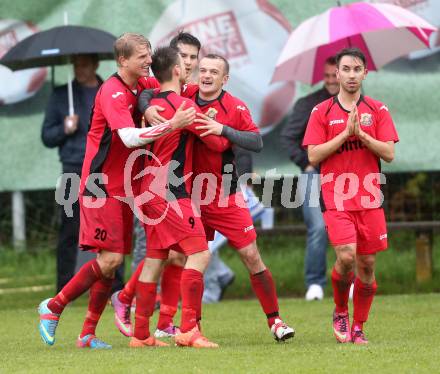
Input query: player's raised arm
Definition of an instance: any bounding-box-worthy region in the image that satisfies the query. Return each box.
[185,103,230,152]
[119,101,196,148]
[138,88,166,125]
[194,108,263,153]
[117,124,171,148]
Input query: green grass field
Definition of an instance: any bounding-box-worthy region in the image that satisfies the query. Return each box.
[2,294,440,373]
[1,232,439,310]
[1,233,439,373]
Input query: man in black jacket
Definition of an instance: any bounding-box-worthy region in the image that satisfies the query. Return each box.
[280,56,338,301]
[41,54,102,292]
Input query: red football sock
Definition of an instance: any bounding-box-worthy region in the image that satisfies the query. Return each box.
[133,281,157,340]
[80,276,113,338]
[197,278,204,329]
[118,259,144,305]
[331,268,354,313]
[250,269,280,327]
[48,259,104,314]
[353,277,377,330]
[157,264,183,330]
[180,269,203,333]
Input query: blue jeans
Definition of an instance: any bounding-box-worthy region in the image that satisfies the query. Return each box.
[299,169,328,288]
[132,217,146,273]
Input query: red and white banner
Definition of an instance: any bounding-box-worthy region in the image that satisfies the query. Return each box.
[149,0,296,133]
[0,19,47,105]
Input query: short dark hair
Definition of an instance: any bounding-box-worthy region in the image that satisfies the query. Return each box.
[325,56,336,66]
[202,54,230,74]
[335,48,366,67]
[73,54,99,65]
[151,46,180,83]
[169,31,201,53]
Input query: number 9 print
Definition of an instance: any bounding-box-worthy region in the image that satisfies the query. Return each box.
[188,217,195,229]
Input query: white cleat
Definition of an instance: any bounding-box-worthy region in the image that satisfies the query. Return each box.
[271,318,295,342]
[154,324,180,338]
[305,284,324,301]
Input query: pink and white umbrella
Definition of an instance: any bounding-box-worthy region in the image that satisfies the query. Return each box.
[272,2,437,85]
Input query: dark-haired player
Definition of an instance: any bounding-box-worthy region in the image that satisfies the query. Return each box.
[129,46,228,348]
[303,47,399,345]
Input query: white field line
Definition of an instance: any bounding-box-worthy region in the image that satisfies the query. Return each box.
[0,285,52,295]
[0,275,52,285]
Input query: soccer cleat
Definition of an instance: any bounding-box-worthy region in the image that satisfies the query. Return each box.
[333,311,351,343]
[174,327,219,348]
[351,327,368,345]
[154,324,180,338]
[130,297,136,313]
[129,336,170,347]
[270,319,295,342]
[111,291,132,337]
[38,298,60,346]
[76,334,112,349]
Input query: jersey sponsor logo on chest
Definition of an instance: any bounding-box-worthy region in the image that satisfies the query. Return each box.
[329,119,344,126]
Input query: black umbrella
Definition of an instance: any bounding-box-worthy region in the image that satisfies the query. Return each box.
[0,25,116,115]
[0,25,116,70]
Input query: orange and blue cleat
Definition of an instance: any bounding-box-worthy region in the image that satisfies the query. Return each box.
[77,334,112,349]
[38,298,60,346]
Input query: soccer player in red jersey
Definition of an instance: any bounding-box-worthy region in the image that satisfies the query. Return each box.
[129,46,229,348]
[111,33,203,338]
[303,48,399,345]
[37,33,195,349]
[189,54,294,342]
[120,53,294,342]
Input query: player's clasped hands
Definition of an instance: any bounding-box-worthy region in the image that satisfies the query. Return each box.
[194,112,224,137]
[344,101,358,138]
[353,107,364,138]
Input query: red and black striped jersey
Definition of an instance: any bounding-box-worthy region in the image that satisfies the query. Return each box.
[185,88,259,201]
[140,90,229,205]
[80,73,148,198]
[303,95,399,211]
